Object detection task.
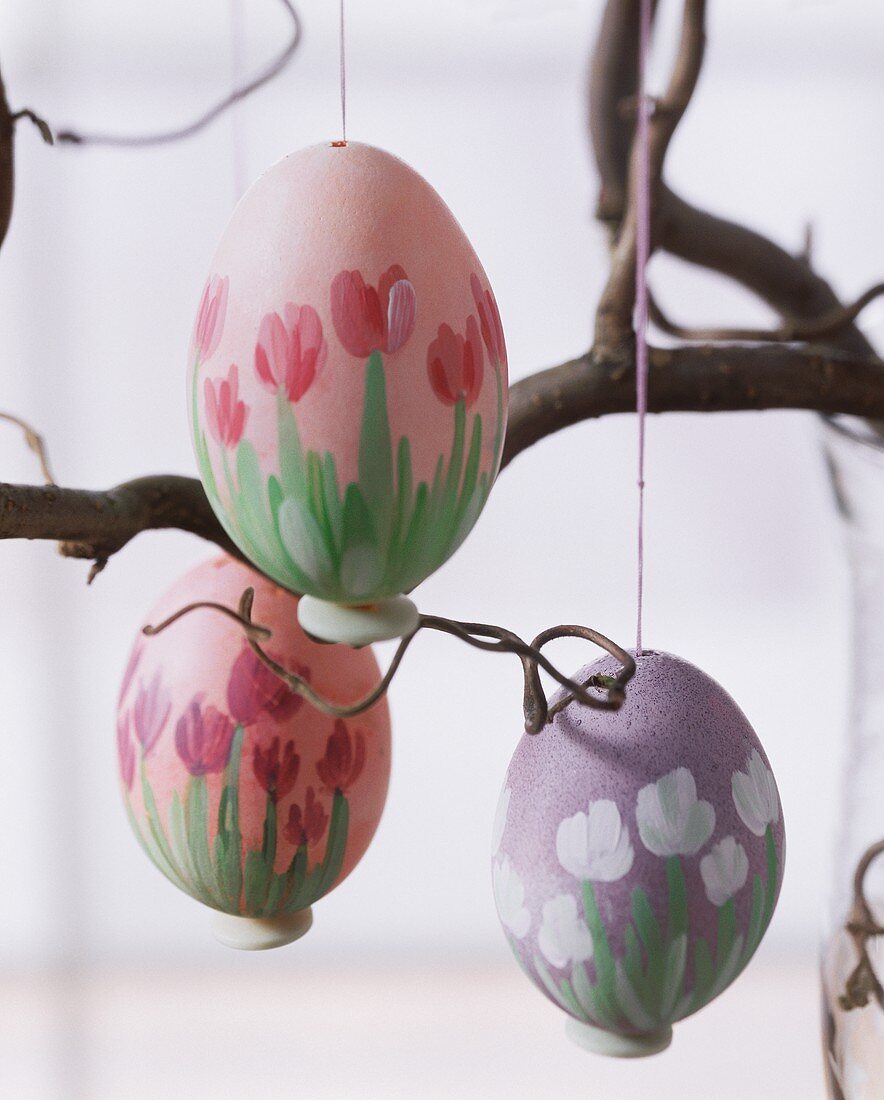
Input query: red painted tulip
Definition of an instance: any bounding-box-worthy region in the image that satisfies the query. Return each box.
[316,719,365,793]
[427,315,484,408]
[470,273,507,369]
[284,786,329,847]
[204,364,248,449]
[175,697,237,777]
[226,644,306,728]
[330,264,416,358]
[193,274,229,361]
[253,737,300,804]
[254,303,326,403]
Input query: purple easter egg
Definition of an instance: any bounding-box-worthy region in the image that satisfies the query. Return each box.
[492,650,785,1058]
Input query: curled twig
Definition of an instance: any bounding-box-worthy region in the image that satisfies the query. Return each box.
[143,598,271,643]
[838,838,884,1012]
[0,411,56,484]
[649,282,884,346]
[143,588,634,731]
[54,0,301,148]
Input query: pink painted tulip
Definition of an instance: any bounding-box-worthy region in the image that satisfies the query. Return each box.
[204,364,249,448]
[193,274,229,361]
[316,719,365,793]
[117,711,136,789]
[174,697,237,776]
[132,672,172,756]
[254,303,326,402]
[253,737,300,804]
[226,644,306,728]
[330,265,416,358]
[284,786,329,847]
[427,315,484,408]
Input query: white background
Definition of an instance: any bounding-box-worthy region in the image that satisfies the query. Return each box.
[0,1,881,1096]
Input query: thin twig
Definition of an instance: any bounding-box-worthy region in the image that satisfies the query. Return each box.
[649,282,884,345]
[143,598,271,642]
[142,587,635,731]
[54,0,301,148]
[0,411,56,484]
[839,838,884,1012]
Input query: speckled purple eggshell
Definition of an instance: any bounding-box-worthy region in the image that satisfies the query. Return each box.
[493,650,785,1036]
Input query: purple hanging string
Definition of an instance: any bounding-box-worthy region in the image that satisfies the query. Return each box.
[339,0,348,143]
[634,0,653,657]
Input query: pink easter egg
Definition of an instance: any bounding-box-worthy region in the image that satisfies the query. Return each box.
[116,554,391,949]
[187,142,508,634]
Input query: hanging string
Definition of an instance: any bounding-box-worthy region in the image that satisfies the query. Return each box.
[228,0,249,200]
[339,0,348,143]
[634,0,653,657]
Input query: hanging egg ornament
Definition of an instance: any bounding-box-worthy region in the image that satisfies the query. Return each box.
[116,555,390,950]
[492,650,785,1057]
[188,142,508,646]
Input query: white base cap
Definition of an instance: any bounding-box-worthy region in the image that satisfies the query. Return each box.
[297,594,419,646]
[212,908,313,951]
[565,1017,673,1058]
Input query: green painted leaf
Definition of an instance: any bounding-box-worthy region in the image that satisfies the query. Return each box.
[310,791,349,902]
[278,496,335,589]
[581,881,620,1028]
[631,886,665,1016]
[666,856,689,942]
[762,825,779,932]
[744,873,766,962]
[140,762,187,892]
[186,776,221,907]
[571,961,613,1029]
[659,933,687,1021]
[277,394,307,502]
[358,352,394,545]
[320,453,344,565]
[169,791,200,898]
[440,399,466,535]
[532,954,578,1016]
[452,412,482,538]
[615,962,657,1031]
[215,726,244,911]
[691,937,715,1013]
[715,899,736,974]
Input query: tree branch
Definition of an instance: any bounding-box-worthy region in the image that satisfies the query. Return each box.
[0,476,243,578]
[502,343,884,468]
[649,281,884,345]
[594,0,707,355]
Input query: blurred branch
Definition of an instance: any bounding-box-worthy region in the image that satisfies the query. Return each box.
[57,0,302,147]
[649,281,884,345]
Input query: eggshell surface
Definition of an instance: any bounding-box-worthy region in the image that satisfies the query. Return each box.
[117,555,391,920]
[188,142,508,606]
[492,651,785,1043]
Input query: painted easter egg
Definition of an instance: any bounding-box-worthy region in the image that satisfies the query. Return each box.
[492,650,785,1057]
[188,141,508,643]
[116,554,391,950]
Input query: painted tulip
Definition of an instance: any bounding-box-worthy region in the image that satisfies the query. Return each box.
[117,554,391,950]
[188,142,508,641]
[493,650,785,1058]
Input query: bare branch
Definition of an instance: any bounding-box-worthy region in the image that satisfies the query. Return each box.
[658,190,878,360]
[0,411,56,484]
[649,282,884,345]
[0,476,244,576]
[594,0,708,356]
[502,343,884,468]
